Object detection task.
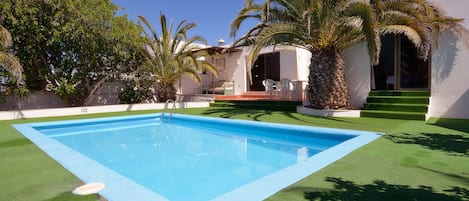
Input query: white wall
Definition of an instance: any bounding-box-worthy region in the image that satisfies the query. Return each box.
[180,52,244,95]
[180,77,200,95]
[0,91,65,110]
[296,48,312,81]
[343,43,372,108]
[279,49,298,80]
[428,0,469,119]
[85,82,122,105]
[340,0,469,115]
[181,46,311,95]
[190,51,246,95]
[231,51,247,95]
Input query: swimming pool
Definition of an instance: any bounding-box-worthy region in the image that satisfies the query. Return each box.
[14,113,380,201]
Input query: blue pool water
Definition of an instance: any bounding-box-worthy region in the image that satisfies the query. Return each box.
[14,114,380,201]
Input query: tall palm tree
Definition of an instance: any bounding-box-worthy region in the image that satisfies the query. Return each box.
[0,24,22,83]
[231,0,466,109]
[231,0,380,109]
[137,14,218,102]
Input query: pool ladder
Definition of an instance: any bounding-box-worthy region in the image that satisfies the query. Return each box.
[161,95,183,123]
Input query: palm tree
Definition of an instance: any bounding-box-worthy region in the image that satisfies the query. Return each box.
[231,0,380,109]
[0,24,22,83]
[231,0,466,109]
[137,14,218,102]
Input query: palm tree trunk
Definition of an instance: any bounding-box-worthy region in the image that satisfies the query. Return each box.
[308,48,349,109]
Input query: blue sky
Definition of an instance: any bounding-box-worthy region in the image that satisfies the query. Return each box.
[112,0,256,46]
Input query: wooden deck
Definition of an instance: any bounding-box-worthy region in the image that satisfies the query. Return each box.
[214,91,270,101]
[214,91,306,101]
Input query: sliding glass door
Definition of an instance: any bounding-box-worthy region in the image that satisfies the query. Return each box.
[372,34,429,90]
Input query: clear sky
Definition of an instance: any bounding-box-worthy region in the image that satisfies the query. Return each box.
[111,0,256,46]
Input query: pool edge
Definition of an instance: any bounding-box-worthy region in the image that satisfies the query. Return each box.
[13,113,382,201]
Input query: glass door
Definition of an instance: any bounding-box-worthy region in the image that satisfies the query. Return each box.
[249,52,280,91]
[372,35,429,90]
[398,36,429,89]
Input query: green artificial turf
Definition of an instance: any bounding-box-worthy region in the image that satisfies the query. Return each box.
[1,107,468,201]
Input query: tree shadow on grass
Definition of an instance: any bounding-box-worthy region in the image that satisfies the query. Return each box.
[200,107,361,126]
[418,166,469,186]
[384,133,469,156]
[301,177,468,201]
[201,107,273,121]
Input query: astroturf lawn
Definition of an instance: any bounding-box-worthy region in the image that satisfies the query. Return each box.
[1,107,468,201]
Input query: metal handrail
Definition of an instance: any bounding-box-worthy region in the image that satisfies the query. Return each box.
[160,95,184,123]
[161,99,176,123]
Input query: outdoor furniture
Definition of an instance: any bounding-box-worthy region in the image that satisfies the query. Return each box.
[206,80,234,95]
[278,79,294,100]
[263,79,277,99]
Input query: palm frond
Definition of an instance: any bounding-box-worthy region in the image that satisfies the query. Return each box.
[0,25,23,83]
[137,15,159,43]
[246,23,305,82]
[0,24,13,49]
[137,13,218,91]
[342,1,380,64]
[382,24,422,46]
[0,52,23,83]
[230,6,264,38]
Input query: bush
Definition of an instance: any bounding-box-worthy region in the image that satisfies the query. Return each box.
[118,85,152,104]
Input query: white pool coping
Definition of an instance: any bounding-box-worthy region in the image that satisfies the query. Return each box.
[13,113,381,201]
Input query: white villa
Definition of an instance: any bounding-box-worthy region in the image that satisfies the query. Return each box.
[179,0,469,120]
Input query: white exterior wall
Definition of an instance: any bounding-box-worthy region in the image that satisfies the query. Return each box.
[180,51,246,95]
[226,51,246,95]
[180,77,199,95]
[343,43,372,108]
[219,46,307,94]
[428,0,469,119]
[187,46,312,95]
[340,0,469,116]
[296,48,312,81]
[279,49,298,80]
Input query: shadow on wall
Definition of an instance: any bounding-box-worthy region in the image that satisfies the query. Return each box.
[84,81,123,105]
[344,43,371,108]
[438,89,469,120]
[0,82,124,110]
[432,31,458,86]
[0,91,65,110]
[298,177,468,201]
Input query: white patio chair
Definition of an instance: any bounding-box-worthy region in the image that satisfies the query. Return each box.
[279,79,294,100]
[262,79,276,99]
